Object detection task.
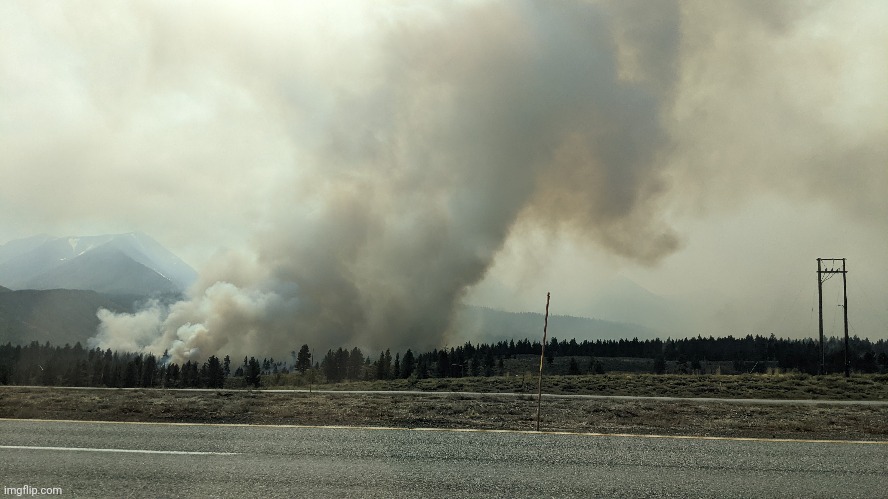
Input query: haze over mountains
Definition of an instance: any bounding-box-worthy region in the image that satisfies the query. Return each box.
[452,306,656,346]
[0,232,196,296]
[0,233,197,348]
[0,232,659,354]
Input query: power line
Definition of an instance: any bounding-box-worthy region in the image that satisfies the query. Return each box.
[816,258,849,377]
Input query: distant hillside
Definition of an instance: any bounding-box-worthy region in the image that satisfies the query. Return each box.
[453,306,657,344]
[0,289,136,347]
[0,232,196,296]
[581,276,692,337]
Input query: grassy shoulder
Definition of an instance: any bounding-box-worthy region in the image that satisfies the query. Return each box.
[2,383,888,441]
[259,372,888,401]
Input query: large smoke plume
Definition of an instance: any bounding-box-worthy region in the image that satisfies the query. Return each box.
[75,0,888,360]
[90,1,681,361]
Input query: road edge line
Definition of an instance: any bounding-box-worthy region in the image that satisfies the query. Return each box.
[2,417,886,445]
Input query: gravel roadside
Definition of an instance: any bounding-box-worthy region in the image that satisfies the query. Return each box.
[2,386,887,441]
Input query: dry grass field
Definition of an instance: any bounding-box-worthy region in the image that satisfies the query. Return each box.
[2,373,888,441]
[264,372,888,400]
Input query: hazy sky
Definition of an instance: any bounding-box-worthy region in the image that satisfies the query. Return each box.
[1,1,886,357]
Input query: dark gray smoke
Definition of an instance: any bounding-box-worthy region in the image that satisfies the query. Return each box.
[91,1,682,360]
[86,1,887,361]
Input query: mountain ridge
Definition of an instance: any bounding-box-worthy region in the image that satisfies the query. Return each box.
[0,232,196,296]
[0,288,136,347]
[452,305,658,344]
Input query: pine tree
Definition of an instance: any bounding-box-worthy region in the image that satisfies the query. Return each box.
[383,349,392,379]
[199,363,209,388]
[181,361,197,387]
[401,349,415,379]
[416,355,429,379]
[295,345,312,374]
[141,354,157,387]
[375,351,386,380]
[347,347,364,380]
[165,363,180,388]
[123,358,139,387]
[548,337,559,358]
[334,348,348,381]
[323,349,341,382]
[469,355,480,377]
[483,349,494,377]
[245,357,262,388]
[437,349,449,378]
[205,355,225,388]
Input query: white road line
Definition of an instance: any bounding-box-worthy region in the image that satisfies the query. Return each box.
[0,445,238,456]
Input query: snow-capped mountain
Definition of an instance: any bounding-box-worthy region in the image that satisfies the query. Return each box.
[0,232,197,296]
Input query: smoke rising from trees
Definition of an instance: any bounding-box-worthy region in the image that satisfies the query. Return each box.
[2,2,884,360]
[90,1,686,361]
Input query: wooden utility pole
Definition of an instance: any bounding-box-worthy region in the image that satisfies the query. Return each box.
[816,258,849,377]
[817,258,824,374]
[842,261,849,378]
[536,292,550,432]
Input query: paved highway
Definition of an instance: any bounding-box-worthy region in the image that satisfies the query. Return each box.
[2,419,886,498]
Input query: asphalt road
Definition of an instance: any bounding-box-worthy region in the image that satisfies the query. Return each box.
[2,419,887,498]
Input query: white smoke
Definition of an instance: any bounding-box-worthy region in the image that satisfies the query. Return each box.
[91,302,165,354]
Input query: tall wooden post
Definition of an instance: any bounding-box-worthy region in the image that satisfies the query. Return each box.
[536,292,550,432]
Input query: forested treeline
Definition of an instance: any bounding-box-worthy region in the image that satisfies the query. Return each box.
[315,335,888,380]
[2,334,887,387]
[0,341,251,388]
